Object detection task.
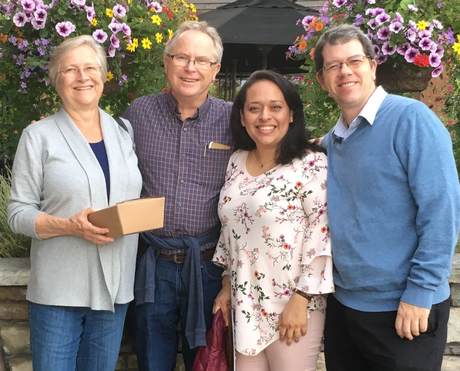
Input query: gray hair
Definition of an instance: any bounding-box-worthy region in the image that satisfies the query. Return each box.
[48,35,108,87]
[164,20,223,63]
[314,24,376,73]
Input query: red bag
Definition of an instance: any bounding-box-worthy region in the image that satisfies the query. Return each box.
[192,309,229,371]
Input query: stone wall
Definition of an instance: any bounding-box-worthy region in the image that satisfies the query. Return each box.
[0,256,459,371]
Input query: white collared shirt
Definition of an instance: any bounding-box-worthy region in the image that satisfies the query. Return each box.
[333,86,388,141]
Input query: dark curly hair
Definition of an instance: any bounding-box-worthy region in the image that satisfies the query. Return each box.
[231,70,323,165]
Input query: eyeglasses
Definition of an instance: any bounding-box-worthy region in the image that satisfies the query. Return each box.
[167,54,218,70]
[60,64,101,77]
[322,55,371,74]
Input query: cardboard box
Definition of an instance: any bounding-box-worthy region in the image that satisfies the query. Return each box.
[88,197,165,238]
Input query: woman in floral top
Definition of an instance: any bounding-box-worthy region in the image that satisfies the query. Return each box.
[212,70,334,371]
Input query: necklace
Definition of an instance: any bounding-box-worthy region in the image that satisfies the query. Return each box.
[253,151,276,170]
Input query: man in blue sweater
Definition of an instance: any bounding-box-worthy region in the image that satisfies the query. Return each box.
[315,24,460,371]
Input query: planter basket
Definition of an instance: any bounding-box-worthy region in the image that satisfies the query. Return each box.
[376,62,432,93]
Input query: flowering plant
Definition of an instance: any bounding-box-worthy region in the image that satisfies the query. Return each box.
[290,0,460,78]
[0,0,197,162]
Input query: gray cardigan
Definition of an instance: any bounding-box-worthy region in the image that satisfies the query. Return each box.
[8,108,142,311]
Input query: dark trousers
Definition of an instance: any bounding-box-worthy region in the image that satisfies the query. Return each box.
[135,258,222,371]
[324,294,450,371]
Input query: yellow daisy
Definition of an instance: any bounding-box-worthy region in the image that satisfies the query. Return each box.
[142,37,152,49]
[90,18,98,27]
[106,71,114,81]
[151,15,162,26]
[106,8,113,18]
[155,33,163,44]
[416,20,429,31]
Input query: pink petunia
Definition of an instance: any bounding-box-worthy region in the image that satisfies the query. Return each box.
[55,21,76,37]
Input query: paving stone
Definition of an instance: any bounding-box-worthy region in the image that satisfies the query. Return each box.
[0,322,29,355]
[451,283,460,307]
[316,352,326,371]
[0,302,28,321]
[442,355,460,371]
[445,342,460,356]
[0,259,30,287]
[447,308,460,344]
[0,287,26,302]
[8,355,32,371]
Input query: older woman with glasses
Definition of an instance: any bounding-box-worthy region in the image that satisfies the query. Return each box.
[7,35,142,371]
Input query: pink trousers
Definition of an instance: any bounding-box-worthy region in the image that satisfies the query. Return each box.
[235,310,325,371]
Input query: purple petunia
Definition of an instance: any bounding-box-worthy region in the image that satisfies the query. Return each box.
[377,26,390,40]
[397,42,410,56]
[149,1,162,13]
[109,18,123,33]
[13,12,28,27]
[108,46,116,58]
[121,23,131,36]
[406,29,417,43]
[110,34,120,48]
[376,54,388,64]
[381,41,396,55]
[429,53,441,68]
[71,0,86,7]
[394,12,404,23]
[389,21,403,34]
[367,19,378,30]
[354,14,364,27]
[432,65,443,78]
[302,15,315,28]
[55,21,76,37]
[418,29,432,39]
[85,4,95,21]
[375,12,390,25]
[419,37,433,51]
[332,0,347,8]
[21,0,35,13]
[92,29,108,43]
[113,4,126,18]
[404,47,418,63]
[34,7,47,20]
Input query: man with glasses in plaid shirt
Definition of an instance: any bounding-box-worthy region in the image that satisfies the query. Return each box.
[122,21,232,371]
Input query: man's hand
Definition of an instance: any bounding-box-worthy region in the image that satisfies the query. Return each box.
[278,292,308,345]
[395,301,430,340]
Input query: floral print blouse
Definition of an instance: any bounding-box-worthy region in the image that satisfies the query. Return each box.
[213,150,334,356]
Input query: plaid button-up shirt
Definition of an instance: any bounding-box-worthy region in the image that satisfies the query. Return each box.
[123,92,233,238]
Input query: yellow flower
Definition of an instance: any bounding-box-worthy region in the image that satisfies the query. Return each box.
[126,38,139,52]
[90,18,98,27]
[155,32,163,44]
[453,42,460,57]
[416,20,429,31]
[106,8,113,18]
[189,4,197,13]
[151,15,162,26]
[457,34,460,43]
[167,29,174,40]
[128,0,132,3]
[126,43,136,52]
[142,37,152,49]
[106,71,114,81]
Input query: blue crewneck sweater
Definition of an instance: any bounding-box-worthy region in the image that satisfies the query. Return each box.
[325,93,460,311]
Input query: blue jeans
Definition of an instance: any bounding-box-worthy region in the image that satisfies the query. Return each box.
[29,302,128,371]
[135,259,223,371]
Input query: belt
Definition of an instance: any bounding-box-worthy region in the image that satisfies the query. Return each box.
[157,248,215,264]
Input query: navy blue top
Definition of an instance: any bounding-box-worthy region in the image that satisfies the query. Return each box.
[90,140,110,200]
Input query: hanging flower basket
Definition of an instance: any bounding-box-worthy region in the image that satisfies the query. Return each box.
[376,62,433,93]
